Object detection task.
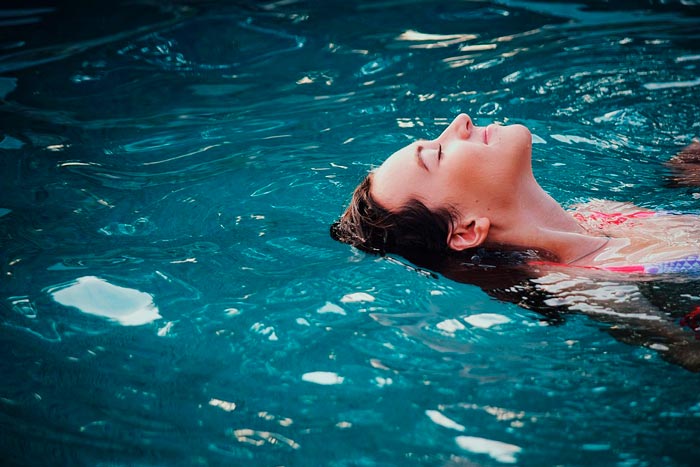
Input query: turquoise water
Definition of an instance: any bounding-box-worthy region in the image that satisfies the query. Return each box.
[1,0,700,465]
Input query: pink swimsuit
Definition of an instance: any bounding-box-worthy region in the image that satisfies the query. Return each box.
[543,210,700,275]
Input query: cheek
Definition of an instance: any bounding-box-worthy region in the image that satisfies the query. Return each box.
[425,171,474,209]
[447,161,510,206]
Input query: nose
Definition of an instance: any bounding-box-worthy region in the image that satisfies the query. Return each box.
[439,113,472,141]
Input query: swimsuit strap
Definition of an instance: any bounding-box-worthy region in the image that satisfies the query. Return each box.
[602,255,700,274]
[531,254,700,275]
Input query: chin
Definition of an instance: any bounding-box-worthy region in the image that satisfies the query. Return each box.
[511,124,532,150]
[502,124,533,170]
[498,124,532,150]
[508,123,531,137]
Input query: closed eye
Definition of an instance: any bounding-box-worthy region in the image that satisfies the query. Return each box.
[415,144,428,171]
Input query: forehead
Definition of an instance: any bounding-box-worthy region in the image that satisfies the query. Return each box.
[376,142,414,173]
[370,142,419,210]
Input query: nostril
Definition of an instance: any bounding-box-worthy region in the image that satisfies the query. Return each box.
[463,115,472,137]
[464,114,472,130]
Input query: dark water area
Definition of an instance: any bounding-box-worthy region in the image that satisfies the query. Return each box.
[1,1,700,465]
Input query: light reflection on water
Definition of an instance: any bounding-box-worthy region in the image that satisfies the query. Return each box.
[49,276,161,326]
[1,0,700,466]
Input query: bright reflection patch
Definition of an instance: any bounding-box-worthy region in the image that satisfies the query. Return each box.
[464,313,511,329]
[50,276,161,326]
[455,436,522,464]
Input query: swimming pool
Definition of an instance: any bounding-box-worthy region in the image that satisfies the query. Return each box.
[1,0,699,465]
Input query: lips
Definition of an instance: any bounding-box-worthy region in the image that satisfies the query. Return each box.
[484,124,496,145]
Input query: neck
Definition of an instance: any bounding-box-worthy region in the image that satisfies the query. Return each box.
[487,177,606,264]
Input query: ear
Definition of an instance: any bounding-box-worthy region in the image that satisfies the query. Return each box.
[448,217,490,251]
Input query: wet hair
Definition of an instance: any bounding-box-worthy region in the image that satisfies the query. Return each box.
[329,174,456,265]
[330,173,558,272]
[664,141,700,188]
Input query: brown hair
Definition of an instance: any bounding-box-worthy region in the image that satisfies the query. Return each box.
[329,174,457,264]
[330,174,557,272]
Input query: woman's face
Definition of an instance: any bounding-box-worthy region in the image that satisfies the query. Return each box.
[371,113,533,217]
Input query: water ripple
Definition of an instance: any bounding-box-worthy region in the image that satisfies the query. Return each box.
[118,16,305,72]
[2,1,700,466]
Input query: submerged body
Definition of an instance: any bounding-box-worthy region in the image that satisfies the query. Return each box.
[544,200,700,274]
[332,113,700,370]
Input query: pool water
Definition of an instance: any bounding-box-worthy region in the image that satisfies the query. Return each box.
[1,0,700,465]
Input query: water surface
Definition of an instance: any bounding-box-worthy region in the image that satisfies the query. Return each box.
[1,1,700,465]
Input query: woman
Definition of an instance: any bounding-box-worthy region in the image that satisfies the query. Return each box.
[331,113,700,275]
[331,113,700,371]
